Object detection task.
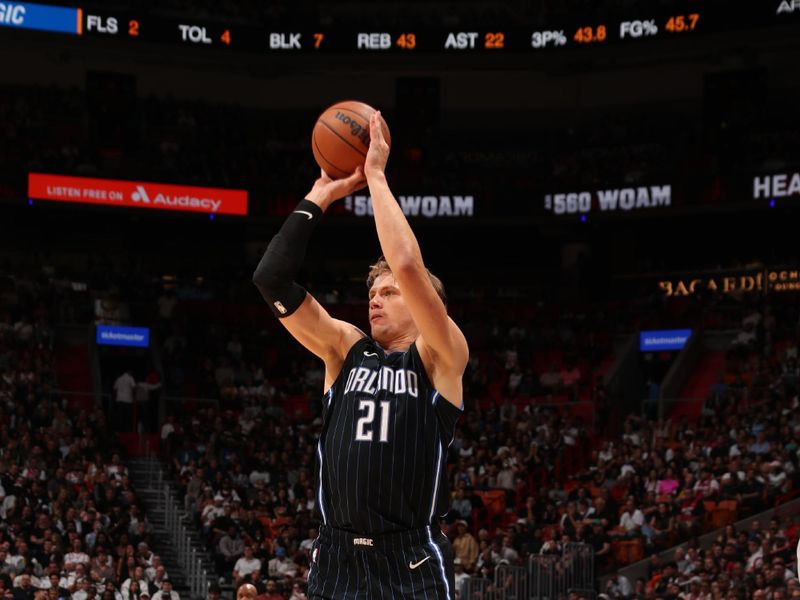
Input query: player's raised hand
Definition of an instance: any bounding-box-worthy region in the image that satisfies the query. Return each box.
[306,167,366,209]
[365,111,390,179]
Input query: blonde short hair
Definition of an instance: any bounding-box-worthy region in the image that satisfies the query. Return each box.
[366,257,446,305]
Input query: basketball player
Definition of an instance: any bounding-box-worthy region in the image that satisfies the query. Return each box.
[252,111,468,599]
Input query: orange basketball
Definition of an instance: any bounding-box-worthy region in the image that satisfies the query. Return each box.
[311,100,391,179]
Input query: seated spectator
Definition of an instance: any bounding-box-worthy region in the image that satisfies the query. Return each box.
[12,574,35,600]
[586,523,611,570]
[452,521,478,572]
[450,487,473,523]
[120,568,147,600]
[648,503,676,549]
[150,580,178,600]
[89,548,115,582]
[218,527,245,577]
[614,497,645,538]
[266,548,297,580]
[454,558,470,595]
[233,546,261,587]
[64,541,90,572]
[258,579,284,600]
[146,564,169,594]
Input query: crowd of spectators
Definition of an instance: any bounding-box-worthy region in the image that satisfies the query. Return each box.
[155,288,800,599]
[4,245,800,600]
[597,298,800,599]
[158,277,618,599]
[5,244,800,600]
[604,514,800,599]
[0,274,180,600]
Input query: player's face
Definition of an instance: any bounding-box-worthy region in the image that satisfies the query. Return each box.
[368,273,417,343]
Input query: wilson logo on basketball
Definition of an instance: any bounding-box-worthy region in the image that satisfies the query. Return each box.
[334,112,370,146]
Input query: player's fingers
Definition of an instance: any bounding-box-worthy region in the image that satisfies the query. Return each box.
[353,167,367,190]
[369,112,384,144]
[343,167,366,190]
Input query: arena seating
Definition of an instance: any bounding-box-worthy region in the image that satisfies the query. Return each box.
[0,273,174,600]
[156,289,799,598]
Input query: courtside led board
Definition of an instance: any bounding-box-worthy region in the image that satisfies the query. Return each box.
[28,173,248,216]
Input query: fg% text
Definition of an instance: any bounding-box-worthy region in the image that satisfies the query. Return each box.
[531,30,567,48]
[620,19,658,39]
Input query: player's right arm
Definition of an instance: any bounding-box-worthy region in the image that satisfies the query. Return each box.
[252,170,366,386]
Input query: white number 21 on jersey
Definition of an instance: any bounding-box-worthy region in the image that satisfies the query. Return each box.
[355,399,391,442]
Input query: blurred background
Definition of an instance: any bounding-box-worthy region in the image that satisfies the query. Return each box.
[1,1,800,599]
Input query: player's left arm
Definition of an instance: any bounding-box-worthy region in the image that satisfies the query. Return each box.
[364,111,468,406]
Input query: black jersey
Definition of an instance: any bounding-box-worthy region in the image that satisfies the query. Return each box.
[316,336,462,535]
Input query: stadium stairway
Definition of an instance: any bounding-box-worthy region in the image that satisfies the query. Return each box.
[672,350,726,420]
[128,456,215,600]
[54,324,95,411]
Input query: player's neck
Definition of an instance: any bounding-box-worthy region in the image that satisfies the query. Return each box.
[376,331,417,354]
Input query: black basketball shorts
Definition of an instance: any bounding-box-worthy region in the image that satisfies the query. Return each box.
[308,524,455,599]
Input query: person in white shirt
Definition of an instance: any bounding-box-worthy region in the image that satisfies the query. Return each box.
[59,564,87,592]
[746,538,764,573]
[120,567,148,599]
[248,468,270,486]
[160,416,176,442]
[499,535,519,563]
[605,574,633,598]
[37,573,62,591]
[114,371,136,404]
[454,558,470,596]
[267,548,297,579]
[137,543,155,569]
[598,442,614,465]
[150,580,179,600]
[105,454,128,481]
[113,370,137,431]
[146,564,168,589]
[299,528,317,554]
[0,482,13,520]
[6,541,26,573]
[201,498,224,530]
[72,578,94,600]
[619,498,645,535]
[64,540,90,572]
[233,547,261,586]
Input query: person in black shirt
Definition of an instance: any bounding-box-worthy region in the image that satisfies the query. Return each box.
[586,523,611,570]
[649,502,675,549]
[11,574,35,600]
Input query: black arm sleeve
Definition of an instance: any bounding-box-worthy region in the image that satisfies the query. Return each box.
[252,199,323,318]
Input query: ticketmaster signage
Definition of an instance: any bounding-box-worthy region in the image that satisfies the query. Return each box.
[96,325,150,348]
[544,184,672,215]
[344,194,474,217]
[640,329,692,352]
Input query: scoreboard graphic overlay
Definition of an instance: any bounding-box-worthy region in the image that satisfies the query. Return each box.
[0,2,798,54]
